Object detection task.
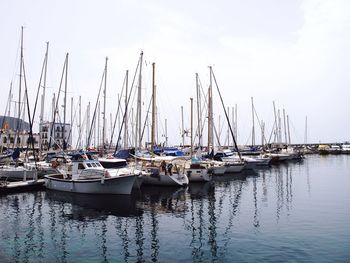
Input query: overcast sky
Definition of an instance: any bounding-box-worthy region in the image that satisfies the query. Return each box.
[1,0,349,146]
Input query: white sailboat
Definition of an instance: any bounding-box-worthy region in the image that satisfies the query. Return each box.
[140,62,188,187]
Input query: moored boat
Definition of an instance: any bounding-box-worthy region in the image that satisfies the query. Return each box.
[45,156,136,195]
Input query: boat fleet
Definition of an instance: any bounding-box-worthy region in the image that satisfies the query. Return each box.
[0,145,306,195]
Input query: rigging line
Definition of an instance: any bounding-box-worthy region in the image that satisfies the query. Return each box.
[0,86,12,131]
[114,56,141,153]
[193,75,209,146]
[22,60,37,167]
[253,104,268,145]
[108,73,127,149]
[31,47,47,126]
[48,54,68,150]
[267,119,276,145]
[211,68,242,160]
[86,66,106,148]
[75,109,87,149]
[140,95,152,146]
[66,101,79,148]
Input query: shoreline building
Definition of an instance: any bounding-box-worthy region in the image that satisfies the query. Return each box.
[39,122,72,150]
[0,116,39,150]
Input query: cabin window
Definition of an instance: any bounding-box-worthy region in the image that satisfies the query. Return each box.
[86,163,92,167]
[96,163,101,167]
[78,163,85,169]
[2,137,7,143]
[91,163,96,167]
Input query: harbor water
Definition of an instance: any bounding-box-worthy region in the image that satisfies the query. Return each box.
[0,154,349,262]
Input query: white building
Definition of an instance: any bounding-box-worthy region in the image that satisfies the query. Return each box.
[0,130,40,150]
[39,122,72,150]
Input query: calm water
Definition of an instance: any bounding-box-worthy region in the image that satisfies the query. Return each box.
[1,155,349,262]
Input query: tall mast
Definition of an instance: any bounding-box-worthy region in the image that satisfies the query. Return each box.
[86,102,90,148]
[261,120,265,146]
[78,96,81,148]
[39,42,49,125]
[70,97,73,149]
[137,51,143,149]
[102,57,108,151]
[208,66,213,155]
[151,62,156,157]
[278,109,281,144]
[283,108,287,144]
[17,26,24,133]
[97,101,100,148]
[124,70,129,148]
[304,115,308,145]
[287,114,291,144]
[235,104,238,142]
[63,53,68,150]
[227,107,230,147]
[181,106,184,146]
[273,101,277,144]
[190,97,193,158]
[165,118,168,147]
[251,97,255,146]
[196,73,202,147]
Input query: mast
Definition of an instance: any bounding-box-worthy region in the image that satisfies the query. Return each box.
[124,70,129,149]
[283,108,287,144]
[137,51,143,149]
[273,101,278,144]
[196,73,202,147]
[287,114,291,144]
[190,97,193,158]
[78,95,81,148]
[86,102,90,148]
[151,62,156,158]
[63,53,69,150]
[70,97,73,149]
[39,42,49,126]
[102,57,108,151]
[17,26,24,134]
[181,106,184,146]
[207,66,213,155]
[235,104,238,142]
[304,115,308,145]
[278,109,281,144]
[164,118,168,147]
[227,107,230,147]
[97,101,100,148]
[251,97,255,146]
[8,83,13,117]
[261,120,265,146]
[211,67,242,160]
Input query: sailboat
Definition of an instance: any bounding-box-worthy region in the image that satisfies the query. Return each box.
[141,63,188,186]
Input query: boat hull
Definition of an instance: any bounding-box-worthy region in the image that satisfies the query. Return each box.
[45,174,136,195]
[224,163,245,173]
[142,167,188,186]
[185,168,211,182]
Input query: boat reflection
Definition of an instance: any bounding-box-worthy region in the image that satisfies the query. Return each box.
[135,185,188,214]
[45,190,142,219]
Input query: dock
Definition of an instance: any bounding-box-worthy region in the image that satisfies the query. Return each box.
[0,179,46,194]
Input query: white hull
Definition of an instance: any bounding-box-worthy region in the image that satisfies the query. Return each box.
[142,167,188,186]
[224,163,245,173]
[45,174,136,195]
[0,166,37,181]
[185,168,211,182]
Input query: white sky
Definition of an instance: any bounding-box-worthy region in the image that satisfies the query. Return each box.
[1,0,350,146]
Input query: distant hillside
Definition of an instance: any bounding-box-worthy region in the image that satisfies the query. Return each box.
[0,116,30,131]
